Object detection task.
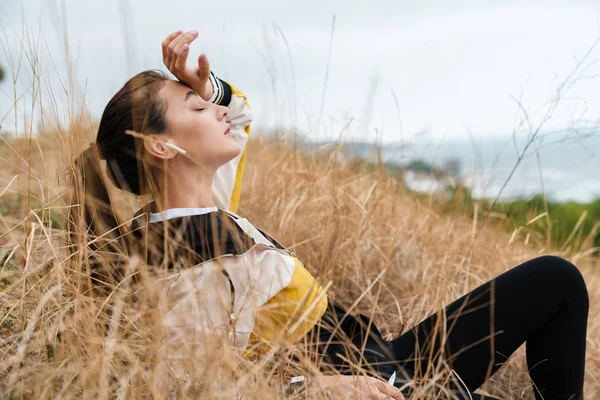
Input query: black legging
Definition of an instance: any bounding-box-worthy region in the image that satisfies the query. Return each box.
[395,255,589,399]
[315,256,589,400]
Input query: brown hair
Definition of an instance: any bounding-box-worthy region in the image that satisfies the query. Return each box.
[68,70,169,289]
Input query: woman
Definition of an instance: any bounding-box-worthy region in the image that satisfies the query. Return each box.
[70,30,589,400]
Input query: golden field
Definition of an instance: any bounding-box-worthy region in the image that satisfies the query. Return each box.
[0,128,598,399]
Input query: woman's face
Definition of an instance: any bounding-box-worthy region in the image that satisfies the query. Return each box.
[158,79,241,171]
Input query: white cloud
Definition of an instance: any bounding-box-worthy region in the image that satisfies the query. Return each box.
[1,0,599,143]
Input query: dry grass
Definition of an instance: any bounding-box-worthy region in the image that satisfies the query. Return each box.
[0,128,597,399]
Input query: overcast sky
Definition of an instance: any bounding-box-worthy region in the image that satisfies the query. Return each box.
[1,0,600,143]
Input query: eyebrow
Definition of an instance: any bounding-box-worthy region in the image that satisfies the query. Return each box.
[184,90,199,102]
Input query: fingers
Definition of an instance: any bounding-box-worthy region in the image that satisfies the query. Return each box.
[162,30,199,71]
[196,53,211,81]
[352,377,386,400]
[166,31,190,66]
[161,30,181,62]
[373,378,405,400]
[170,30,198,69]
[174,43,191,75]
[322,374,404,400]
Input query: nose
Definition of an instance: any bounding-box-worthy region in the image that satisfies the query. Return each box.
[217,105,228,121]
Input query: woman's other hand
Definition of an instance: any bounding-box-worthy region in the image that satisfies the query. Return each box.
[315,374,405,399]
[162,30,213,100]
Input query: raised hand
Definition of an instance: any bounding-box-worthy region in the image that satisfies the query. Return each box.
[162,30,213,100]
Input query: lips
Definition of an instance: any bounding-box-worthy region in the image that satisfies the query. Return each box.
[224,126,231,136]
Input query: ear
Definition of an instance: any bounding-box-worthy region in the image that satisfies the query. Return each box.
[144,136,177,160]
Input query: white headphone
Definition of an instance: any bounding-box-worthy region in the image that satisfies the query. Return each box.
[163,141,187,155]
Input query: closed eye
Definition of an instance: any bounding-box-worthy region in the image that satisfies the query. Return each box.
[195,108,205,112]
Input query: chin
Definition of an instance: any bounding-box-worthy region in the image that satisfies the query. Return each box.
[230,140,242,155]
[221,143,242,164]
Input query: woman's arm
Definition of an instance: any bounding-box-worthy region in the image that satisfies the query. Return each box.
[162,30,252,212]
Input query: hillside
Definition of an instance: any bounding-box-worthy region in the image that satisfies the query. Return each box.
[0,133,598,399]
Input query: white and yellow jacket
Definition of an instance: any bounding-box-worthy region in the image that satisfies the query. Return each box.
[132,74,328,359]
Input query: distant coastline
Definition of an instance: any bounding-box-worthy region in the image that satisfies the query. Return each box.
[297,135,600,249]
[301,132,600,204]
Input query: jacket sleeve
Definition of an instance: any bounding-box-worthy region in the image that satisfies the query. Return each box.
[209,72,252,213]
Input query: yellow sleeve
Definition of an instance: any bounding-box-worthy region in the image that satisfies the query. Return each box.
[227,84,251,213]
[247,258,328,354]
[210,75,252,213]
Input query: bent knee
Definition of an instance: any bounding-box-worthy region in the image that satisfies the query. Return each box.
[533,255,589,308]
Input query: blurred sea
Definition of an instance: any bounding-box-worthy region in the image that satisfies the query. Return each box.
[348,132,599,203]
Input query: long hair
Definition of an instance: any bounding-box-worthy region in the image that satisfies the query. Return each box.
[68,70,169,292]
